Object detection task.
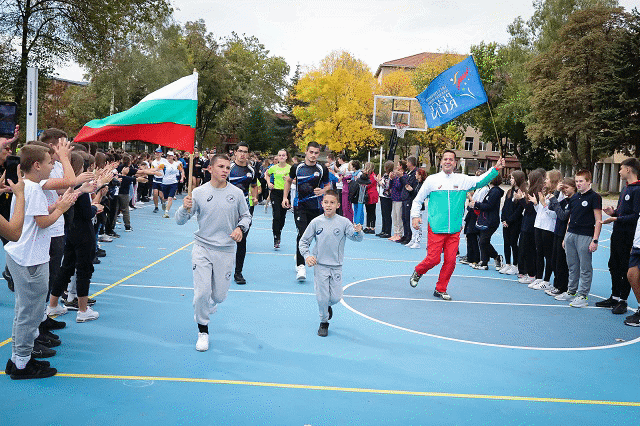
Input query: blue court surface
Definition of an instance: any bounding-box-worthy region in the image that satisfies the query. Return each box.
[1,196,639,425]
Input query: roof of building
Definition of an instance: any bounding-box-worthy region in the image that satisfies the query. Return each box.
[374,52,466,78]
[49,76,89,87]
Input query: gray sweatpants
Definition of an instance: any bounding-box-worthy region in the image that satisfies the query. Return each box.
[192,244,235,326]
[314,265,343,322]
[564,232,593,297]
[6,255,49,361]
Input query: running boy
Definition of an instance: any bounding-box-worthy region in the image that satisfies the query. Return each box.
[299,190,363,337]
[175,154,251,352]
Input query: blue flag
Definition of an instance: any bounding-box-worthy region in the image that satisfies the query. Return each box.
[416,56,488,128]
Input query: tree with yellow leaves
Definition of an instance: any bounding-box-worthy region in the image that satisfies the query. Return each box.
[293,51,383,153]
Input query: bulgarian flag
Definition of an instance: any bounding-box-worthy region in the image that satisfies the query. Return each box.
[75,72,198,152]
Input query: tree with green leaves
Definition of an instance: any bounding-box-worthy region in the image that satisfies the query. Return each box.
[594,8,640,157]
[527,6,628,170]
[0,0,172,120]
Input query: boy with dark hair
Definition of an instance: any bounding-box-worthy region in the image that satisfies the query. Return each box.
[597,158,640,313]
[176,154,251,351]
[299,190,363,336]
[555,170,602,307]
[5,145,77,379]
[283,142,330,281]
[228,142,258,285]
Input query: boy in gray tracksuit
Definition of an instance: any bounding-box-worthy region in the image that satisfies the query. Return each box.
[299,190,363,337]
[175,154,251,352]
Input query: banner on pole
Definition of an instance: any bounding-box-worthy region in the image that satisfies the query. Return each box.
[416,56,487,128]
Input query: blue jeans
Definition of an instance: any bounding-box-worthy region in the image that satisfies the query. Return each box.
[353,203,364,226]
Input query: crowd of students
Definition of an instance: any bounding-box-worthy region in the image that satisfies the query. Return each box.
[2,128,640,378]
[457,160,640,326]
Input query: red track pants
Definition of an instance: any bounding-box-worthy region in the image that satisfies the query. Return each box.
[414,226,460,293]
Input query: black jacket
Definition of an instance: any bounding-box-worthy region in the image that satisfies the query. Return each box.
[474,186,505,229]
[612,180,640,233]
[400,168,418,201]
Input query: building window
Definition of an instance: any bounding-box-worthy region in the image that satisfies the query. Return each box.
[492,142,500,152]
[464,137,474,151]
[479,161,486,170]
[478,140,486,151]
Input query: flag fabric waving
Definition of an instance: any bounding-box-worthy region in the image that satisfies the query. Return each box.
[75,72,198,152]
[416,56,487,128]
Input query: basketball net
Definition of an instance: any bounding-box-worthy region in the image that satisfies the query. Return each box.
[395,123,408,138]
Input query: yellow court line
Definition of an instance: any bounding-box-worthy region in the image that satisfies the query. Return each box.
[0,241,194,348]
[0,371,638,407]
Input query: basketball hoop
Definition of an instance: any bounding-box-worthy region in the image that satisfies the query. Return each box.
[394,123,408,138]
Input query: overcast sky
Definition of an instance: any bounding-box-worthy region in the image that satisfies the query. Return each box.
[56,0,638,81]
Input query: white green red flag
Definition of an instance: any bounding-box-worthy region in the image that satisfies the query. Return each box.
[74,72,198,152]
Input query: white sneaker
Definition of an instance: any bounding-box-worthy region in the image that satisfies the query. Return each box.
[408,242,420,249]
[76,306,99,323]
[196,332,209,351]
[163,211,170,218]
[507,265,519,275]
[533,281,552,291]
[555,292,576,301]
[569,295,588,308]
[528,278,543,288]
[518,275,535,284]
[498,264,511,274]
[98,234,113,242]
[296,265,306,281]
[46,304,68,316]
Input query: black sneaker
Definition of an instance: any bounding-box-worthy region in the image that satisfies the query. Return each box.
[10,358,57,380]
[63,298,79,311]
[274,237,280,250]
[96,249,106,257]
[433,289,452,300]
[495,255,503,270]
[409,271,422,288]
[624,311,640,327]
[39,329,59,340]
[41,316,66,331]
[234,272,247,285]
[88,297,96,306]
[595,297,618,308]
[93,257,101,264]
[3,268,14,292]
[4,358,49,374]
[153,207,159,213]
[612,300,628,315]
[328,306,333,320]
[125,226,132,232]
[35,333,61,348]
[318,322,329,337]
[5,359,14,375]
[31,342,56,358]
[107,232,120,238]
[458,256,469,265]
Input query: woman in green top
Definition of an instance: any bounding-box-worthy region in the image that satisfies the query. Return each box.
[265,149,292,249]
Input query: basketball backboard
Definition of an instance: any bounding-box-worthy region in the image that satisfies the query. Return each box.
[372,95,428,132]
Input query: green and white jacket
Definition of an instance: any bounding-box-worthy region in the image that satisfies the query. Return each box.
[410,168,499,234]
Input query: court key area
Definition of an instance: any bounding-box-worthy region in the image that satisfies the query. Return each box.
[1,200,639,425]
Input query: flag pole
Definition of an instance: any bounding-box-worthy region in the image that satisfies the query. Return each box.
[486,101,504,159]
[187,68,197,210]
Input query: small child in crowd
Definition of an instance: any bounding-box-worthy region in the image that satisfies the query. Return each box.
[299,190,363,337]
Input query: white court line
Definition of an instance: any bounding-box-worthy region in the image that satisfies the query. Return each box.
[340,275,640,352]
[89,278,636,312]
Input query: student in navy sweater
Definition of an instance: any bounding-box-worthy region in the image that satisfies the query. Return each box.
[472,174,504,270]
[597,158,640,314]
[499,171,525,275]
